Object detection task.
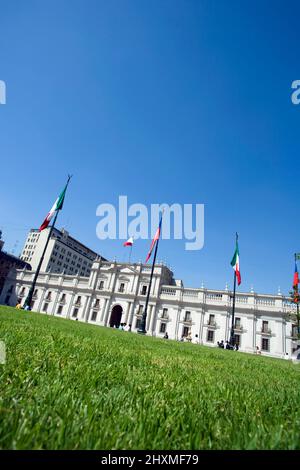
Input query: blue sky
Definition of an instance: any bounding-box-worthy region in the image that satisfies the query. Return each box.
[1,0,300,295]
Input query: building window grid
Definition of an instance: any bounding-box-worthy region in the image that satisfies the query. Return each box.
[261,338,270,351]
[207,330,214,342]
[91,311,97,322]
[184,311,191,322]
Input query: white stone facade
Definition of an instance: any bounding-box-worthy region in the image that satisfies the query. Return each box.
[1,258,298,359]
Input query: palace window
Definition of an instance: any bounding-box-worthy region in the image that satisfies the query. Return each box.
[57,305,63,315]
[208,314,215,326]
[45,291,52,301]
[135,319,142,329]
[160,323,167,333]
[184,311,191,322]
[262,321,269,333]
[207,330,214,342]
[42,303,49,313]
[261,338,270,351]
[75,296,81,306]
[91,311,97,322]
[141,285,147,295]
[137,305,143,315]
[98,280,104,290]
[234,317,241,329]
[292,324,298,337]
[162,308,168,319]
[182,326,189,337]
[119,283,125,293]
[72,308,79,318]
[234,334,241,347]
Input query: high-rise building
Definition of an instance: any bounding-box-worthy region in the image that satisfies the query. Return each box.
[20,227,105,277]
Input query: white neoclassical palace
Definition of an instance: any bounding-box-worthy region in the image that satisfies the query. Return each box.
[0,258,298,359]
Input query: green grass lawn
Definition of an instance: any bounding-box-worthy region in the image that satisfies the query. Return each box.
[0,305,300,450]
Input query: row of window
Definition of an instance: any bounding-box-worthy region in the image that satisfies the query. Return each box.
[98,281,149,295]
[157,323,271,351]
[54,244,93,265]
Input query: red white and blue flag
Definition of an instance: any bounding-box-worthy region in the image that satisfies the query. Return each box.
[145,216,162,263]
[293,261,299,303]
[123,237,134,247]
[293,262,299,288]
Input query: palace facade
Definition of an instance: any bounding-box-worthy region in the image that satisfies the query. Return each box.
[0,258,298,359]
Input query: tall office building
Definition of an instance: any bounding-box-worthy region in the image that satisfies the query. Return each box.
[20,227,105,277]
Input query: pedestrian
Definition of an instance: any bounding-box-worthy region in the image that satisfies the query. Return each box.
[256,346,261,355]
[163,332,169,339]
[193,334,199,344]
[186,332,192,343]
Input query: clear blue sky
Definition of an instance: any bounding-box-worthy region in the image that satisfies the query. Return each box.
[1,0,300,295]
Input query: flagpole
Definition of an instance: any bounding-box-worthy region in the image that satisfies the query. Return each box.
[295,253,300,335]
[23,176,71,309]
[128,243,133,264]
[138,229,161,335]
[230,232,238,347]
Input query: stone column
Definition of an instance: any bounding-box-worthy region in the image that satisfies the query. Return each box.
[128,302,135,326]
[82,295,90,321]
[253,315,257,351]
[199,308,205,344]
[150,304,157,335]
[175,307,181,340]
[100,298,108,323]
[38,288,47,312]
[52,290,60,315]
[66,293,75,319]
[124,301,131,324]
[103,299,112,326]
[146,304,153,331]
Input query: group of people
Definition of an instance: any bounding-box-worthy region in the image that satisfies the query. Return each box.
[217,340,239,351]
[117,323,132,332]
[15,302,30,311]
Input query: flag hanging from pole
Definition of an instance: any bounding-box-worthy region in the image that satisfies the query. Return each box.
[39,180,70,232]
[293,262,299,288]
[231,238,241,285]
[293,261,299,303]
[123,237,134,247]
[145,216,162,263]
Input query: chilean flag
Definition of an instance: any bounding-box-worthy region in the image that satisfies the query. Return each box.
[145,216,162,263]
[123,237,134,247]
[293,262,299,288]
[293,262,299,303]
